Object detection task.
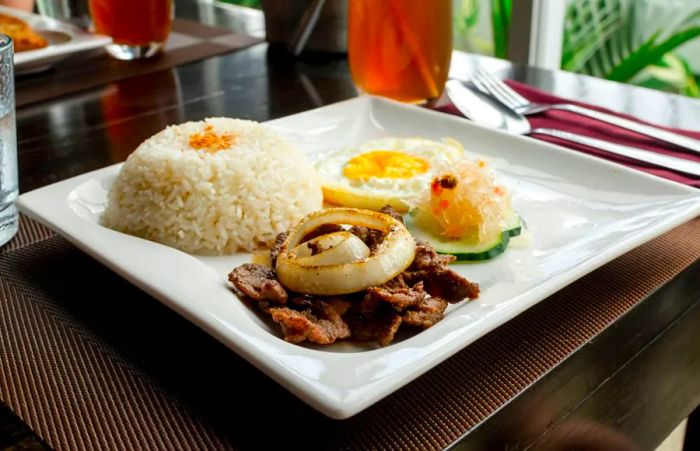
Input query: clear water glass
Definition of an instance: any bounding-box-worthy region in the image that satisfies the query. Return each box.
[0,35,18,247]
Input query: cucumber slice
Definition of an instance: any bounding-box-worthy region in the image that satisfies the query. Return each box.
[405,211,523,261]
[505,213,523,238]
[406,219,510,261]
[439,232,510,261]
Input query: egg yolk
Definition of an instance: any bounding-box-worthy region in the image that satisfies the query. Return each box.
[343,151,429,179]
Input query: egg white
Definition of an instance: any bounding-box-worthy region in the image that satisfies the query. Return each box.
[315,137,465,210]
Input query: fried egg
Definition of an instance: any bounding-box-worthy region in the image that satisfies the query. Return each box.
[315,137,464,212]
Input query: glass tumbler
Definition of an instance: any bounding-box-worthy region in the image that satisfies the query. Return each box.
[348,0,453,103]
[0,35,18,247]
[88,0,173,60]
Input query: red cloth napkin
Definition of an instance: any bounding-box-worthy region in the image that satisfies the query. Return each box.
[436,80,700,187]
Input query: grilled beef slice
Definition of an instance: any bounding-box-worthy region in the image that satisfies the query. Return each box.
[228,263,288,304]
[348,225,384,250]
[347,312,403,347]
[348,205,404,251]
[364,281,427,310]
[269,300,351,344]
[410,241,456,269]
[402,296,448,329]
[403,241,480,302]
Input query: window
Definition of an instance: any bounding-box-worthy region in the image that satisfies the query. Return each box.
[454,0,700,98]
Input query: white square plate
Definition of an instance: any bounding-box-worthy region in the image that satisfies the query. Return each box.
[18,97,700,419]
[0,6,111,74]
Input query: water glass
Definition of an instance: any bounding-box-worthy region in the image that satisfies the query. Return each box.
[347,0,452,103]
[88,0,173,60]
[0,35,18,247]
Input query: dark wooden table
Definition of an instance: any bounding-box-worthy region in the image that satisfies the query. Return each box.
[3,0,700,449]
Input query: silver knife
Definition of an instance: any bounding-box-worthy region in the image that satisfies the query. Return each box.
[534,103,700,155]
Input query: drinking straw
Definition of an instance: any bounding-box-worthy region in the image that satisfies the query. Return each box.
[386,0,440,99]
[288,0,328,56]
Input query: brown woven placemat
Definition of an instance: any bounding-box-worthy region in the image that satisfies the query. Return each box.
[15,19,262,107]
[0,215,699,450]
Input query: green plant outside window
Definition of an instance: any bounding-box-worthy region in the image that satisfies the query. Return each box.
[455,0,700,98]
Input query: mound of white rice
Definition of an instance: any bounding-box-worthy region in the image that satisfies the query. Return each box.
[102,118,323,255]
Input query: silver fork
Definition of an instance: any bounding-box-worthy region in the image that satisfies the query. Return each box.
[472,68,700,155]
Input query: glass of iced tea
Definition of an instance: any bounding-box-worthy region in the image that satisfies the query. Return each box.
[88,0,173,60]
[348,0,452,103]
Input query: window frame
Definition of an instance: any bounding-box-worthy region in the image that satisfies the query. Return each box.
[508,0,566,69]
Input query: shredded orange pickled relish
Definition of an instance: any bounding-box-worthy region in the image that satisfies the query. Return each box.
[417,159,511,242]
[188,125,237,152]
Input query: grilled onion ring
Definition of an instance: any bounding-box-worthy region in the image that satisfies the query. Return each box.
[276,208,416,295]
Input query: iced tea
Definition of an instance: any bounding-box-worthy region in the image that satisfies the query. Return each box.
[348,0,452,103]
[89,0,172,59]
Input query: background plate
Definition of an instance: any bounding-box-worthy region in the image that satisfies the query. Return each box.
[17,96,700,418]
[0,5,111,74]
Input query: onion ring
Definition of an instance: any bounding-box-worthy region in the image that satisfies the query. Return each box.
[276,208,416,295]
